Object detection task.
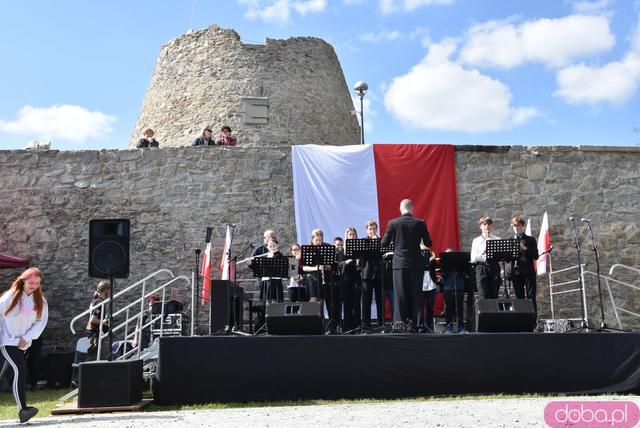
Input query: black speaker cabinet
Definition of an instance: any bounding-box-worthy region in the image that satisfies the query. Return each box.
[89,219,130,278]
[44,351,73,388]
[78,360,143,408]
[266,302,324,335]
[475,299,536,332]
[209,280,244,332]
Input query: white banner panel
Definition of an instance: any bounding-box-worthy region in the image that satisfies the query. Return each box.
[292,145,379,245]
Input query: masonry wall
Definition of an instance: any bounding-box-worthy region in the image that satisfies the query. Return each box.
[1,145,639,347]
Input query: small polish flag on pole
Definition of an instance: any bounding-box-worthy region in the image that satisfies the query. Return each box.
[537,212,550,275]
[220,224,234,281]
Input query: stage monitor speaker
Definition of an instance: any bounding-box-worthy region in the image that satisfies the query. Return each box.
[78,360,143,408]
[475,299,536,332]
[89,219,130,278]
[209,280,244,332]
[266,302,324,335]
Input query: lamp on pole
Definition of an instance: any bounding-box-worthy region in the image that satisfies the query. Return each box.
[354,81,368,145]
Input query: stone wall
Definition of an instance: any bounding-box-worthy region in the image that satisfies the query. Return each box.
[1,145,639,347]
[129,25,360,148]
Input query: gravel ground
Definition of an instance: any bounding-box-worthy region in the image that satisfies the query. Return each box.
[0,396,638,427]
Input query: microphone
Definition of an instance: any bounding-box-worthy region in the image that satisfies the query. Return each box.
[581,218,590,223]
[205,227,213,243]
[568,216,574,222]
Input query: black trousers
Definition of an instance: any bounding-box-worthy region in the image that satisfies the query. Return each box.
[422,289,436,331]
[445,290,465,327]
[475,263,501,299]
[324,281,342,330]
[340,277,360,332]
[1,346,27,410]
[362,277,384,328]
[393,267,423,327]
[287,287,307,302]
[513,272,537,316]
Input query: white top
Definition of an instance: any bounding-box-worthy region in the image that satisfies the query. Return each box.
[0,290,48,350]
[470,234,501,263]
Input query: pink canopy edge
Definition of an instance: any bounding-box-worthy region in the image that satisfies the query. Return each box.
[0,253,30,269]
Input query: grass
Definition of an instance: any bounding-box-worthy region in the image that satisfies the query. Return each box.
[0,389,635,421]
[0,388,72,420]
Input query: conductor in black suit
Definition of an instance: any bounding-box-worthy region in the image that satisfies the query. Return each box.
[510,216,539,318]
[381,199,432,332]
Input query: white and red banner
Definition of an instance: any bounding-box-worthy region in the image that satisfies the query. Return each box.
[292,144,459,255]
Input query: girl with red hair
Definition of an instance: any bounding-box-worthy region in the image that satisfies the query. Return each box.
[0,267,48,423]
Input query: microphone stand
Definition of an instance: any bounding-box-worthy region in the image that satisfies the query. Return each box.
[583,221,629,333]
[568,217,589,332]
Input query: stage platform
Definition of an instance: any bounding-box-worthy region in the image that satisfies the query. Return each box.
[152,333,640,405]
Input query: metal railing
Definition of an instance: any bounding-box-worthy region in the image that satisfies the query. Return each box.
[69,269,191,361]
[548,264,587,321]
[605,264,640,325]
[548,263,638,329]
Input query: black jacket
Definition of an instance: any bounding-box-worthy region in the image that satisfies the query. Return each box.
[192,137,215,146]
[359,238,382,280]
[136,138,159,148]
[381,213,432,270]
[513,234,539,275]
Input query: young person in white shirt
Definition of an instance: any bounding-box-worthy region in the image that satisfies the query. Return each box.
[0,267,48,423]
[470,216,502,299]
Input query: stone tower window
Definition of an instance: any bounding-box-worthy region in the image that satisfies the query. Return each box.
[243,97,269,124]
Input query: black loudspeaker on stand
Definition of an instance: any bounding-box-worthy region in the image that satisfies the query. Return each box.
[89,219,130,278]
[266,302,324,335]
[475,299,536,332]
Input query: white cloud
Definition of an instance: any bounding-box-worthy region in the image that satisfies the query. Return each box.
[571,0,612,14]
[292,0,327,15]
[240,0,326,23]
[359,29,401,43]
[380,0,454,14]
[0,105,116,144]
[459,15,615,68]
[554,18,640,105]
[384,39,539,132]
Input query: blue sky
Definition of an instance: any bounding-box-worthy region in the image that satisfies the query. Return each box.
[1,0,639,150]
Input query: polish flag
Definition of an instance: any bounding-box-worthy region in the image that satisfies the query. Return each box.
[219,224,234,281]
[292,144,459,255]
[537,212,550,275]
[200,241,212,304]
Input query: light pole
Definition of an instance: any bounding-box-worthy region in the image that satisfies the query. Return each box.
[354,81,368,145]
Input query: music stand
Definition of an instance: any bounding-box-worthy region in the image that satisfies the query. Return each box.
[439,252,471,333]
[251,256,289,335]
[301,244,336,333]
[486,239,520,298]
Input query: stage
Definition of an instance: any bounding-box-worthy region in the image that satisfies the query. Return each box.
[152,332,640,405]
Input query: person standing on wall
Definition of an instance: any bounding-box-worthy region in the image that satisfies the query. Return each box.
[216,125,237,146]
[192,126,216,146]
[381,199,432,333]
[136,128,160,148]
[0,267,48,424]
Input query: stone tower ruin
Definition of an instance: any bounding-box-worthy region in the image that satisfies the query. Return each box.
[129,25,360,148]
